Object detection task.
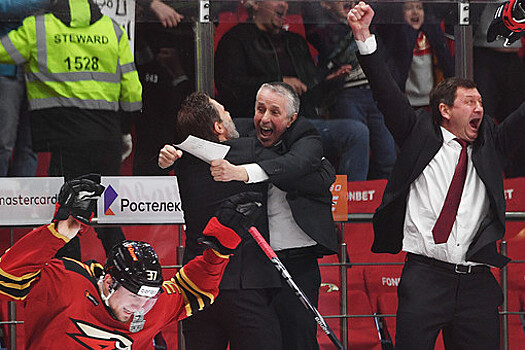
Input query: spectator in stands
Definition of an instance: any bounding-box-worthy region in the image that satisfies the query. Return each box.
[348,2,525,349]
[133,22,193,175]
[214,0,369,180]
[138,0,184,28]
[158,84,338,350]
[472,2,525,177]
[302,1,396,179]
[0,0,140,259]
[374,1,454,109]
[0,0,47,177]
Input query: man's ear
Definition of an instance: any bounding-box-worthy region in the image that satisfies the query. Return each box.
[102,274,112,294]
[214,120,223,134]
[287,113,298,128]
[214,120,227,141]
[439,103,452,122]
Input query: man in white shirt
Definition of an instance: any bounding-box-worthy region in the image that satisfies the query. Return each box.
[347,2,525,349]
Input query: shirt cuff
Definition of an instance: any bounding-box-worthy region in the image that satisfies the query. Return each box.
[356,34,377,55]
[242,163,269,184]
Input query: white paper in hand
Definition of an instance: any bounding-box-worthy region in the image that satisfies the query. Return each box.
[174,135,231,163]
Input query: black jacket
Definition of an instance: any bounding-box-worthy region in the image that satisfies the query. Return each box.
[259,117,338,256]
[358,50,525,268]
[176,118,337,290]
[176,137,279,290]
[215,22,330,119]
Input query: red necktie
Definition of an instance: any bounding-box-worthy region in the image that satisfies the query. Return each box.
[432,139,468,244]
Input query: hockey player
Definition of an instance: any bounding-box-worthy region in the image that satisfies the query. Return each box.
[0,175,260,348]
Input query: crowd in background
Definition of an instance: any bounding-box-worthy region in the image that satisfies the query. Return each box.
[2,1,525,349]
[2,1,525,182]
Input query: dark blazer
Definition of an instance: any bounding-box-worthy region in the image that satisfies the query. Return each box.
[176,137,278,290]
[358,50,525,268]
[215,22,318,118]
[258,117,339,256]
[214,22,339,119]
[176,120,337,290]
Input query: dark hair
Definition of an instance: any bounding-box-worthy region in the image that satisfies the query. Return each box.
[429,77,477,125]
[176,91,220,143]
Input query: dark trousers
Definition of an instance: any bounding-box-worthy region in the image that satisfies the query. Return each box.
[273,251,321,350]
[395,255,503,350]
[182,288,281,350]
[48,141,125,259]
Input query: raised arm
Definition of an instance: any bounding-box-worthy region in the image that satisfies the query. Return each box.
[165,193,261,319]
[348,2,418,146]
[0,175,103,301]
[158,144,184,169]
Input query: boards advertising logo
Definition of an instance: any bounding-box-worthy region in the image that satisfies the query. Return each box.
[98,177,185,224]
[103,185,118,216]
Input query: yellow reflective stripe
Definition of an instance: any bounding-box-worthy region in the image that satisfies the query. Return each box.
[120,62,136,75]
[29,97,120,111]
[0,36,25,64]
[26,71,121,83]
[112,20,123,42]
[120,100,142,112]
[35,15,47,73]
[69,0,91,28]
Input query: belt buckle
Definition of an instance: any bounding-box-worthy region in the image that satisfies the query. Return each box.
[455,264,472,274]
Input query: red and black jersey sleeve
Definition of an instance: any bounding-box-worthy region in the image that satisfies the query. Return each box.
[163,249,230,319]
[0,224,68,300]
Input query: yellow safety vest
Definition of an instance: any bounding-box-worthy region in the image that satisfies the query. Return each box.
[0,1,142,112]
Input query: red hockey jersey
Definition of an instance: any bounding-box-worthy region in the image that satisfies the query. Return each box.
[0,223,230,349]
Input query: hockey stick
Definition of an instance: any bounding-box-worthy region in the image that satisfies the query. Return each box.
[248,226,345,350]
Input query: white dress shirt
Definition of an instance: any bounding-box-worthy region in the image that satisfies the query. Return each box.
[356,35,490,265]
[243,164,316,251]
[402,127,489,265]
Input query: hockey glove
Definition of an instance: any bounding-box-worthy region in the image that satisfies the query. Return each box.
[487,0,525,46]
[53,174,105,225]
[200,192,264,255]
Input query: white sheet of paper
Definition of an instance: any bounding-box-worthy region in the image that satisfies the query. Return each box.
[174,135,231,163]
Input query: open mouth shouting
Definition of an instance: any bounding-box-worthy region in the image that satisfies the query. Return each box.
[469,116,481,132]
[257,124,275,146]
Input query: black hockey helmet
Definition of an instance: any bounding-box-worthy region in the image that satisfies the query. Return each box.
[104,241,163,298]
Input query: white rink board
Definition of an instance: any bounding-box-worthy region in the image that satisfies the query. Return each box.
[0,177,64,225]
[97,176,184,224]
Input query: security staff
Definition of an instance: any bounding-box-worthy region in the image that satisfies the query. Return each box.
[0,0,142,259]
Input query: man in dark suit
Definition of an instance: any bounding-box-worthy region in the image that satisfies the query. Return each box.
[348,3,525,350]
[210,82,338,350]
[158,88,337,350]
